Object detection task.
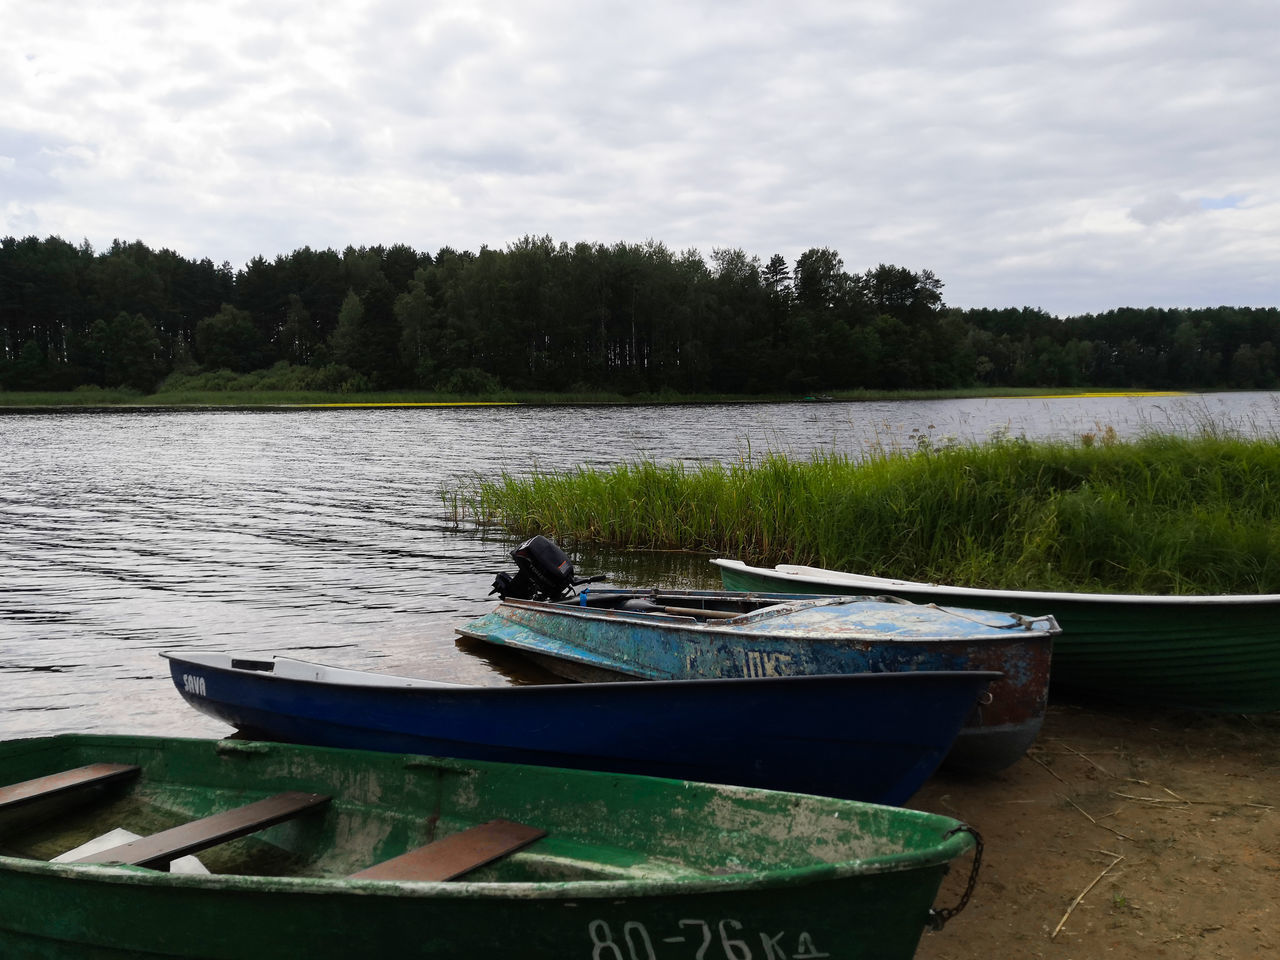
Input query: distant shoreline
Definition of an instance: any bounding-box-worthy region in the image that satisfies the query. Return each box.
[0,387,1193,410]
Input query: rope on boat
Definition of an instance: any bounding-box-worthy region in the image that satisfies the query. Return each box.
[922,603,1052,632]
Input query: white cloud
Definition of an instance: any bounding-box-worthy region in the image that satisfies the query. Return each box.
[1,0,1277,315]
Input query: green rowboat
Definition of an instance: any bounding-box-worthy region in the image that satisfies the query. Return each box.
[714,559,1280,713]
[0,734,979,959]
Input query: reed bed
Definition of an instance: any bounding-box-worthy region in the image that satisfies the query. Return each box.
[453,432,1280,595]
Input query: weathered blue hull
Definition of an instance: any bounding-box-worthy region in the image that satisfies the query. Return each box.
[165,653,998,805]
[458,589,1058,772]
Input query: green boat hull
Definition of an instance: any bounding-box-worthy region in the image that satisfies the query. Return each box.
[0,735,976,959]
[716,561,1280,713]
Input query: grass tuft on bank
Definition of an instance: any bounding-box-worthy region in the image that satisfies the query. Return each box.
[452,431,1280,595]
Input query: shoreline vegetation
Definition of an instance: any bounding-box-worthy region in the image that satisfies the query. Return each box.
[451,430,1280,597]
[0,386,1189,408]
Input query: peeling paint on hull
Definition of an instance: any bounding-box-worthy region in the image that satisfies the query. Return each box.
[0,734,978,959]
[715,560,1280,713]
[459,589,1058,773]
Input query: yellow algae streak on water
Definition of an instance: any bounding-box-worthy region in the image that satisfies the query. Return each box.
[996,390,1188,399]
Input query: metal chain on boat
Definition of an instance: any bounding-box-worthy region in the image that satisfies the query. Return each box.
[927,825,984,931]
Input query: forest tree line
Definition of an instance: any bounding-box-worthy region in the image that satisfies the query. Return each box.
[2,233,1278,395]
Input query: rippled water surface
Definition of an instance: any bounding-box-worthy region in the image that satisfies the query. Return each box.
[4,392,1278,740]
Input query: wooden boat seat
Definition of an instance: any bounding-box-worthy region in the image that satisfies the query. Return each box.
[0,763,141,812]
[350,818,546,882]
[72,791,332,870]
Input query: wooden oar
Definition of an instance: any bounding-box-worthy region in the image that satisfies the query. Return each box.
[622,599,743,620]
[661,605,743,619]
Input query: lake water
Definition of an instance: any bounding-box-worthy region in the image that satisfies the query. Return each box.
[3,391,1278,741]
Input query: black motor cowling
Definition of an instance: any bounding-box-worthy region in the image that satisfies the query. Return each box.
[490,535,581,601]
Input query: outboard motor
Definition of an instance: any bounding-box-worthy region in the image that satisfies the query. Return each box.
[490,535,604,601]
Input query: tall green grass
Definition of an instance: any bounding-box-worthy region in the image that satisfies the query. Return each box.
[0,387,147,406]
[453,432,1280,595]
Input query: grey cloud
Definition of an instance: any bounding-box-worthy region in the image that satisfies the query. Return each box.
[1129,194,1202,225]
[3,0,1278,314]
[0,129,71,199]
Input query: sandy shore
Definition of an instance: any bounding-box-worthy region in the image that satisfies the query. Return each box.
[908,699,1278,959]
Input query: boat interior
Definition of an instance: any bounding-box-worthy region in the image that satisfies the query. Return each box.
[0,740,891,884]
[0,764,716,882]
[568,589,855,621]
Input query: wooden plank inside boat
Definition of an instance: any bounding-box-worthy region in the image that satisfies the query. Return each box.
[73,791,331,870]
[0,764,140,811]
[350,819,547,881]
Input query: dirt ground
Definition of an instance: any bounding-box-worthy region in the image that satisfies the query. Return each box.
[909,699,1279,960]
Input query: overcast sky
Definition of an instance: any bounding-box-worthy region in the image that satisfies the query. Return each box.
[3,0,1277,316]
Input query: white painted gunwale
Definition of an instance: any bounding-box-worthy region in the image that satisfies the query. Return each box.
[712,559,1280,606]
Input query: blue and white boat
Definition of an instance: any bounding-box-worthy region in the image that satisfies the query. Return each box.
[164,652,998,805]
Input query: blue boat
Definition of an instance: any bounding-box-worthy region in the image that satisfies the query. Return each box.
[164,652,999,805]
[458,587,1058,773]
